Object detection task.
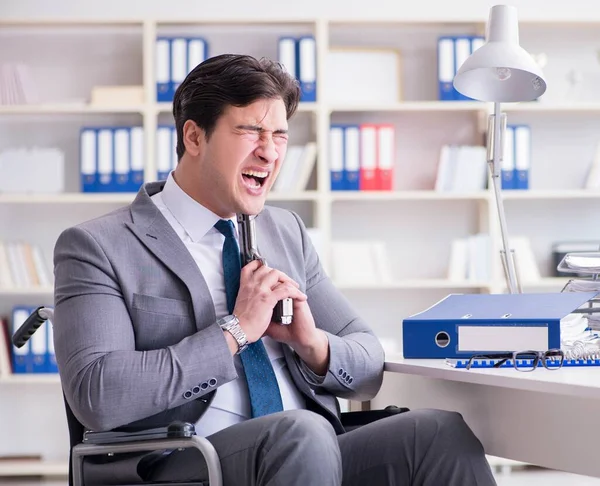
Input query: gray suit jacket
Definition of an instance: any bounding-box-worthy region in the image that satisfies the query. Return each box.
[53,181,385,441]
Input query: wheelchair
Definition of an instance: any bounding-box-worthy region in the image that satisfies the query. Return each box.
[12,306,409,486]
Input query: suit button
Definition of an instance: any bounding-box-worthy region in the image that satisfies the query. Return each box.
[348,377,353,384]
[200,382,209,390]
[183,391,193,399]
[338,368,344,376]
[209,378,217,387]
[342,372,347,379]
[192,386,200,394]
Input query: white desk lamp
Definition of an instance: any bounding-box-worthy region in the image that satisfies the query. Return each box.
[453,4,547,294]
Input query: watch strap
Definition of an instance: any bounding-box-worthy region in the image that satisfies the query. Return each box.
[219,315,248,354]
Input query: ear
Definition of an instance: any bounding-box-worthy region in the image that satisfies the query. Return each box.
[182,120,205,157]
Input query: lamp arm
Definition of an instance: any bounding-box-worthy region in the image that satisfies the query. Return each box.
[489,102,520,294]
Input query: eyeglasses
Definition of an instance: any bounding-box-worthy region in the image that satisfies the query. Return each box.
[466,349,565,372]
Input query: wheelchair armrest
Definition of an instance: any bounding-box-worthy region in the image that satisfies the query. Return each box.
[73,422,223,486]
[341,405,410,431]
[82,420,196,445]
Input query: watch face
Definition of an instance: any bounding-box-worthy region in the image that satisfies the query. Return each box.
[219,315,236,326]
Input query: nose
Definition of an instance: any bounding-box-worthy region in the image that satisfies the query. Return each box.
[254,136,278,165]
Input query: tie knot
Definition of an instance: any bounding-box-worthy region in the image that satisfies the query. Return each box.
[214,219,236,239]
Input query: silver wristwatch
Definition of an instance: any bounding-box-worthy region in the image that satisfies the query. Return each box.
[218,314,248,354]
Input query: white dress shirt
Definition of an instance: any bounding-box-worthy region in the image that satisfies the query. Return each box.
[151,173,306,437]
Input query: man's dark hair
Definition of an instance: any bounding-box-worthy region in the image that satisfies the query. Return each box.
[172,53,301,160]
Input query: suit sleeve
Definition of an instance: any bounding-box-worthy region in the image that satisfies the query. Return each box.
[290,212,385,402]
[53,226,237,432]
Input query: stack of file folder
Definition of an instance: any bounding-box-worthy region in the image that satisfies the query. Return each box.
[402,292,598,359]
[156,125,178,180]
[8,306,57,374]
[80,126,144,193]
[501,124,531,190]
[329,124,394,191]
[437,35,485,101]
[156,37,209,102]
[278,36,317,102]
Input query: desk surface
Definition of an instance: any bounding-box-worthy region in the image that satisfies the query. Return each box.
[384,356,600,400]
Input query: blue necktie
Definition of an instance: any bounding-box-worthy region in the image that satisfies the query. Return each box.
[214,219,284,418]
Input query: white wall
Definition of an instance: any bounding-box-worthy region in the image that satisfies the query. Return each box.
[1,0,599,22]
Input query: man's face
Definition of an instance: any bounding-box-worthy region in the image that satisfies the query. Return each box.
[196,97,289,217]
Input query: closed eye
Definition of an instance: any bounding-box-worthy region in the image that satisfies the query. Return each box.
[236,125,288,139]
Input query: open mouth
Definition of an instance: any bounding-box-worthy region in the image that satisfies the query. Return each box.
[241,169,269,189]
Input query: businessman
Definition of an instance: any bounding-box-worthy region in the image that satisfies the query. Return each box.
[53,53,496,485]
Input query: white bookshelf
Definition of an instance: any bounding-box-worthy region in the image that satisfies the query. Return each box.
[0,103,146,114]
[0,287,54,296]
[1,13,599,477]
[334,279,491,290]
[328,101,485,112]
[0,374,60,385]
[0,460,67,477]
[0,191,321,204]
[328,190,489,201]
[0,193,136,204]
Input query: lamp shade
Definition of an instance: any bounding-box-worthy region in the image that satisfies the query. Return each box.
[453,5,547,102]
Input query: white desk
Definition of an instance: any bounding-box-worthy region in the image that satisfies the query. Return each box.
[382,357,600,477]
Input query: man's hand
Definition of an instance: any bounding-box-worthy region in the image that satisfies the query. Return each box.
[233,260,307,344]
[265,297,330,376]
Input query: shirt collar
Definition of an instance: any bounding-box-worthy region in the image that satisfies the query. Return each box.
[161,172,238,242]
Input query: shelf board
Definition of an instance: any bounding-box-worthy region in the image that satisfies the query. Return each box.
[522,277,570,287]
[0,374,60,384]
[0,192,318,203]
[336,278,577,290]
[490,277,572,291]
[328,101,484,112]
[520,277,571,288]
[0,103,145,114]
[330,190,489,201]
[502,189,600,200]
[267,190,319,201]
[154,101,319,113]
[2,280,567,294]
[0,459,67,477]
[156,18,318,25]
[504,101,600,113]
[0,286,53,295]
[3,101,600,116]
[0,193,136,204]
[0,279,572,295]
[335,279,491,290]
[0,18,144,26]
[329,100,600,114]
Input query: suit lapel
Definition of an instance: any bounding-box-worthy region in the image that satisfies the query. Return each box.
[125,182,216,332]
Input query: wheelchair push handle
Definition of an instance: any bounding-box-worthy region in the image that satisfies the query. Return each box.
[11,306,54,348]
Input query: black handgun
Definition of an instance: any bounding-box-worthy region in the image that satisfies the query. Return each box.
[237,213,293,325]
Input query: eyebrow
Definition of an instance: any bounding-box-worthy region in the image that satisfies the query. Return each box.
[236,124,288,135]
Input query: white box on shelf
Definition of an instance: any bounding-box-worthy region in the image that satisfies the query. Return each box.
[90,85,145,106]
[325,47,402,104]
[0,148,64,194]
[331,240,393,285]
